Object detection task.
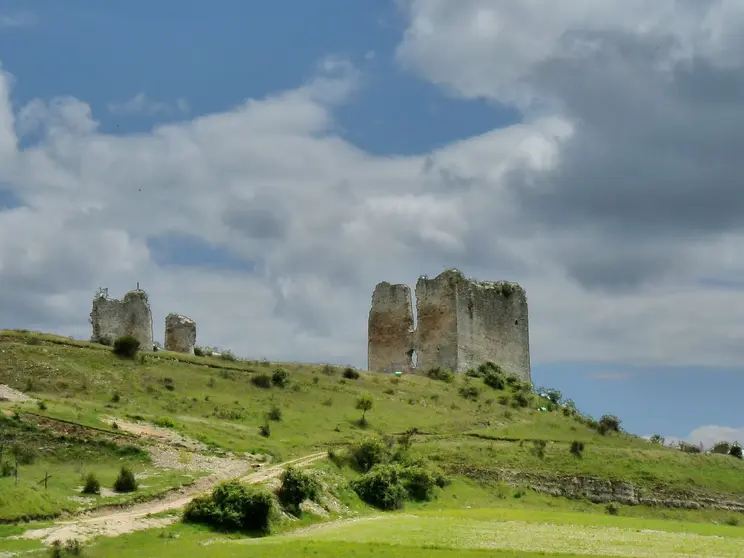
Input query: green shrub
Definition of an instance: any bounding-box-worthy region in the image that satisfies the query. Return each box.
[259,422,271,438]
[570,440,585,458]
[729,444,743,459]
[153,416,176,428]
[351,436,391,472]
[458,385,480,400]
[544,389,563,404]
[183,481,276,534]
[267,406,282,422]
[321,364,336,376]
[278,467,321,515]
[82,472,101,495]
[606,503,620,515]
[251,373,272,389]
[426,367,454,383]
[351,464,408,510]
[161,377,175,391]
[193,346,205,357]
[111,391,121,403]
[11,442,37,465]
[343,368,361,380]
[512,390,530,408]
[483,371,505,390]
[271,368,289,387]
[1,461,14,477]
[112,335,140,359]
[401,465,438,501]
[597,414,621,435]
[531,439,547,459]
[113,466,137,493]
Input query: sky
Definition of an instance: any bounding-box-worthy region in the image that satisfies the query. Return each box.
[1,0,744,448]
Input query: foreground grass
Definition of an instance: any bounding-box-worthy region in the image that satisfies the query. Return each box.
[71,503,744,558]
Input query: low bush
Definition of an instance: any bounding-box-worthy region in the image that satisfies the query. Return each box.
[161,377,175,391]
[605,503,620,516]
[267,405,282,422]
[343,368,361,380]
[351,464,408,511]
[401,465,438,501]
[251,373,272,389]
[113,466,137,493]
[259,422,271,438]
[483,370,505,390]
[112,335,140,359]
[278,467,321,515]
[531,439,547,459]
[512,390,530,408]
[351,436,391,472]
[183,481,276,534]
[11,442,37,465]
[570,440,585,458]
[458,385,480,400]
[426,367,454,383]
[597,414,622,435]
[271,368,289,387]
[82,472,101,495]
[729,444,743,459]
[153,416,176,428]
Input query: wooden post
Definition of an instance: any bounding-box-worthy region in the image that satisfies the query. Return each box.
[37,472,52,490]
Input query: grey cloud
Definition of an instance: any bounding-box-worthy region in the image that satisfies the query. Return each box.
[505,29,744,289]
[223,204,287,240]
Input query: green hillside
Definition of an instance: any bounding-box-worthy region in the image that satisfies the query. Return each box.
[1,329,743,557]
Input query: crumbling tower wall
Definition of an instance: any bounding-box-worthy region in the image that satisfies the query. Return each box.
[90,288,153,351]
[368,269,531,382]
[414,270,460,373]
[454,277,530,379]
[367,282,415,373]
[164,313,197,354]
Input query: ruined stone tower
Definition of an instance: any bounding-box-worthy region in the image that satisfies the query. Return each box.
[90,288,153,351]
[164,313,197,354]
[368,269,531,381]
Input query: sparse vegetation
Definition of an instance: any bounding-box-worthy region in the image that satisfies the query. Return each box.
[267,405,282,422]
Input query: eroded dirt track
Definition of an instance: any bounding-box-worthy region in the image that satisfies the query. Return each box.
[18,452,326,544]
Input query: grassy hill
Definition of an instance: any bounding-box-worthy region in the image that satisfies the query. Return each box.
[1,329,744,556]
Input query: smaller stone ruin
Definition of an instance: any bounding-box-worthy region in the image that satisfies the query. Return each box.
[164,313,197,354]
[90,287,154,351]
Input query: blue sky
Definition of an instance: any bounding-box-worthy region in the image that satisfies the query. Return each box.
[1,1,743,446]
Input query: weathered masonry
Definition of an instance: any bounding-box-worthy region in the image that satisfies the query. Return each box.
[368,269,531,382]
[90,288,154,351]
[164,313,197,354]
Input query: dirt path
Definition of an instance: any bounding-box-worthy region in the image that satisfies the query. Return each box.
[17,452,326,545]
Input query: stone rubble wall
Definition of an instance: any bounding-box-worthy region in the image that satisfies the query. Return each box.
[90,288,153,351]
[164,313,197,354]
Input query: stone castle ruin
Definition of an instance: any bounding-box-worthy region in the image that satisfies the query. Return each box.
[90,288,154,351]
[90,288,197,355]
[368,269,531,382]
[164,313,197,354]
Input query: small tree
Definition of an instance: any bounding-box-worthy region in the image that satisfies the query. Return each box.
[113,466,137,493]
[82,472,101,495]
[649,434,665,445]
[356,394,373,426]
[729,443,743,459]
[597,414,621,435]
[570,440,585,458]
[712,441,731,454]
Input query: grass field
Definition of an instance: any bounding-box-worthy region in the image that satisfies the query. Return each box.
[64,504,744,558]
[1,329,744,557]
